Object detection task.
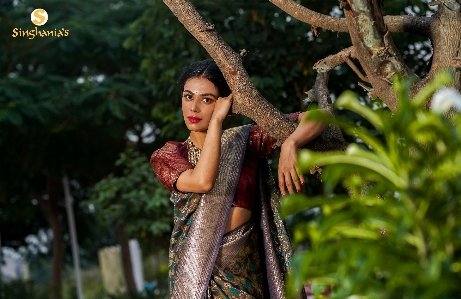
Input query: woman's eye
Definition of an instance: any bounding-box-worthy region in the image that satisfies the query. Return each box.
[202,98,213,103]
[183,94,193,100]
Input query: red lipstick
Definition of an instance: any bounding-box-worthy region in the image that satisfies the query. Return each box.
[187,116,201,123]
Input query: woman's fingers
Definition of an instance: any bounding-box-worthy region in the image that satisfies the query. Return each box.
[290,168,301,193]
[284,171,295,195]
[213,94,233,120]
[279,166,303,196]
[296,165,305,187]
[278,171,286,197]
[278,140,304,196]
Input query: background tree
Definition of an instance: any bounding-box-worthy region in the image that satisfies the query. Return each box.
[1,0,451,298]
[270,0,460,112]
[0,0,158,298]
[85,147,171,294]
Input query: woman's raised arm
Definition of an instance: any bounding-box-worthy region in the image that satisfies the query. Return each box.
[175,95,233,193]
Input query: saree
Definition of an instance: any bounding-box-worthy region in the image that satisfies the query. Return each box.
[168,125,292,299]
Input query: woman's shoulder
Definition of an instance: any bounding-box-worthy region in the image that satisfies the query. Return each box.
[156,141,187,152]
[151,141,188,161]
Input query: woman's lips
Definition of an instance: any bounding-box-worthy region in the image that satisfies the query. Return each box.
[187,116,202,123]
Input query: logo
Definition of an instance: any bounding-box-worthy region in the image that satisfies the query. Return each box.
[12,9,69,39]
[31,8,48,26]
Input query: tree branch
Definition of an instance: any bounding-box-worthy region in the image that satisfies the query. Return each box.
[410,4,461,99]
[269,0,431,37]
[383,15,431,37]
[313,46,355,72]
[308,72,348,152]
[269,0,348,32]
[345,57,370,83]
[163,0,296,145]
[312,46,369,82]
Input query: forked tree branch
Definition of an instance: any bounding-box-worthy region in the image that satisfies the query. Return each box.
[269,0,431,38]
[312,47,369,83]
[163,0,296,145]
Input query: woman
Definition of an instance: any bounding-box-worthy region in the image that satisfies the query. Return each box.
[151,60,326,299]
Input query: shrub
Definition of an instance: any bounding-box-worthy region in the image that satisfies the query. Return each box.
[283,73,461,299]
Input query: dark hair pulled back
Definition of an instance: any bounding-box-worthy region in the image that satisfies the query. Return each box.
[179,59,231,97]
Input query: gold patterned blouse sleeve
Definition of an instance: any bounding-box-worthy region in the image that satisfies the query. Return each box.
[150,141,193,193]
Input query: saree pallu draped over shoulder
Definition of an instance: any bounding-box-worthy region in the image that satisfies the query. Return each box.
[168,125,292,299]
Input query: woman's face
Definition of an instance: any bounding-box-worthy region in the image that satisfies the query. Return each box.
[182,77,220,133]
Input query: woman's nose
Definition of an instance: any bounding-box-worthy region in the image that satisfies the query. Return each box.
[190,98,199,112]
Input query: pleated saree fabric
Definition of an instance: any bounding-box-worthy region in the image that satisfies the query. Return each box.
[167,125,292,299]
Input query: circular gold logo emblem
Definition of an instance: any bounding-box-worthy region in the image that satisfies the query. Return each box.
[31,9,48,26]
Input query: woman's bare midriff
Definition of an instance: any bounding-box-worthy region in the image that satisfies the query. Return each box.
[224,207,252,233]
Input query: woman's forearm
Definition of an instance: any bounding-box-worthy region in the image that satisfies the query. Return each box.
[175,119,223,193]
[191,119,223,189]
[285,111,328,148]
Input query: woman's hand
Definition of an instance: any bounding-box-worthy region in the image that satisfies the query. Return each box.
[277,111,327,196]
[278,138,304,196]
[211,94,233,122]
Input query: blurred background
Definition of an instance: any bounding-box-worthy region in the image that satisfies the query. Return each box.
[0,0,433,298]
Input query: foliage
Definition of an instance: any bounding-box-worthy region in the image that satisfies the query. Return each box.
[283,73,461,298]
[0,0,160,268]
[0,279,50,299]
[85,147,171,239]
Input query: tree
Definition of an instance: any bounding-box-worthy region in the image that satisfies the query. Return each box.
[0,0,157,298]
[149,0,461,297]
[85,147,171,294]
[157,0,459,138]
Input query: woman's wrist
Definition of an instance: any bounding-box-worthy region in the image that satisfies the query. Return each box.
[210,116,225,125]
[283,136,299,149]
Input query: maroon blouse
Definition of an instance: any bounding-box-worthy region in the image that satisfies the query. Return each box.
[150,113,300,211]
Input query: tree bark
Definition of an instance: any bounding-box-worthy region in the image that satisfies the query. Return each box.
[35,177,64,299]
[117,223,137,295]
[313,46,357,73]
[341,0,414,110]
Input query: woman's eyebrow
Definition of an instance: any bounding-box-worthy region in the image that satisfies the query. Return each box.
[183,90,218,99]
[201,93,218,99]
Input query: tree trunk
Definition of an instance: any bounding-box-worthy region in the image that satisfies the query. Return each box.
[342,0,413,110]
[49,209,64,299]
[117,224,137,295]
[35,177,64,299]
[412,4,461,105]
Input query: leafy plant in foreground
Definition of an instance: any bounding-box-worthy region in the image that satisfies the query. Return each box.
[283,73,461,299]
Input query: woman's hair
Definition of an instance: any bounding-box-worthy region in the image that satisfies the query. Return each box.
[179,59,231,97]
